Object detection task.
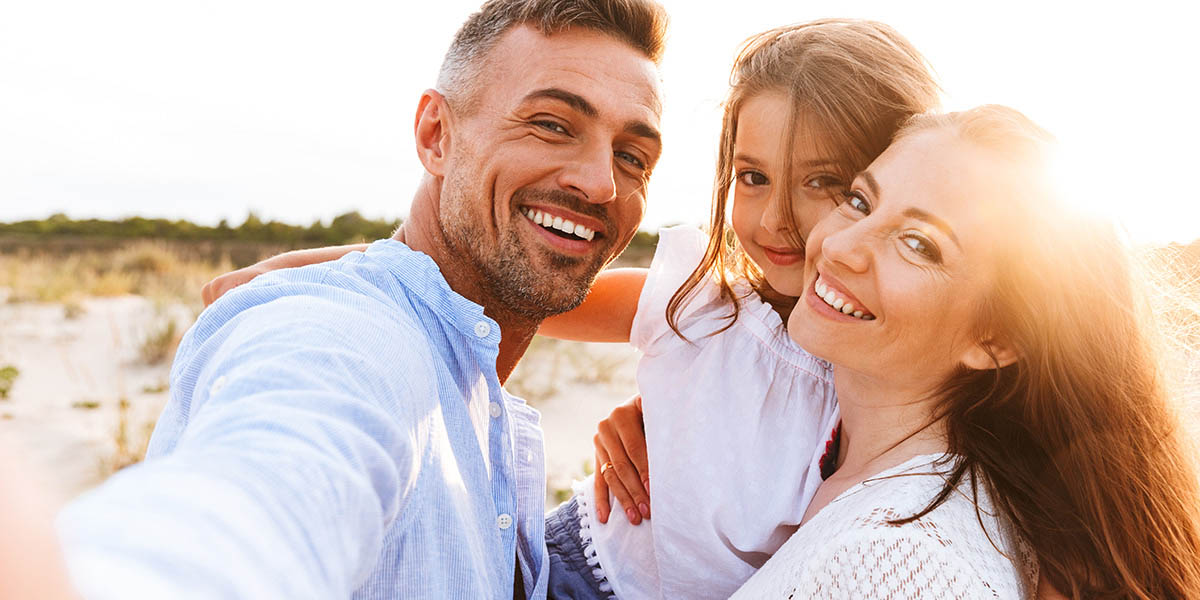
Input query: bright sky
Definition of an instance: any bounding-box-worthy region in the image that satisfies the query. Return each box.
[2,0,1197,243]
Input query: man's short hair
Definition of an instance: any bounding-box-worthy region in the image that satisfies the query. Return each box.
[438,0,668,112]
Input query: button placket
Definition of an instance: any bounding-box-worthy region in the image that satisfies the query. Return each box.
[496,513,513,530]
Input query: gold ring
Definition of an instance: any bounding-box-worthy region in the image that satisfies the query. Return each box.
[600,461,615,475]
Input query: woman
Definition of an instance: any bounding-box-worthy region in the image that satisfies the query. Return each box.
[719,105,1200,597]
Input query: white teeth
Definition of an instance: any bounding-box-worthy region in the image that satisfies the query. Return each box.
[522,208,596,241]
[815,276,872,320]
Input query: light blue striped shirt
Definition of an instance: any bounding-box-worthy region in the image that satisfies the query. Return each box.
[58,240,549,599]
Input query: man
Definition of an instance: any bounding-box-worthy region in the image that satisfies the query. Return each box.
[54,1,667,598]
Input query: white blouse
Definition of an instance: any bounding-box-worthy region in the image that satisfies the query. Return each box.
[731,454,1039,600]
[572,226,841,599]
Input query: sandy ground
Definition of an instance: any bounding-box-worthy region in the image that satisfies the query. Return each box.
[0,294,637,508]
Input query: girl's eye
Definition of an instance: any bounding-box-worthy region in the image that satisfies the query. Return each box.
[737,170,769,186]
[616,150,646,170]
[841,190,871,215]
[533,120,569,135]
[902,234,942,262]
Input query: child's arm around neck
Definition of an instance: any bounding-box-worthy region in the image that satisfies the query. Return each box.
[537,268,648,343]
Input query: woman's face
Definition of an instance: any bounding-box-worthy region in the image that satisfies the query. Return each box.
[787,127,1011,393]
[730,92,846,297]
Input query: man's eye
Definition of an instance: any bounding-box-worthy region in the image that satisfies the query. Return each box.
[616,151,646,170]
[841,190,871,215]
[737,171,769,186]
[533,120,568,135]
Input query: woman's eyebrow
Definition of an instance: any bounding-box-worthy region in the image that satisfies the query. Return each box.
[903,207,961,249]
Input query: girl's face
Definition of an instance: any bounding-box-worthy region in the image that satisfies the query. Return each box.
[787,128,1011,394]
[730,92,846,297]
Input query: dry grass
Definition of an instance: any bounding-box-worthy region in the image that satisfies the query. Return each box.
[0,241,233,308]
[103,397,155,475]
[0,365,17,400]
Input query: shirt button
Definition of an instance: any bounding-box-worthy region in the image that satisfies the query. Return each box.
[473,321,491,338]
[497,513,513,530]
[210,375,228,395]
[489,401,502,418]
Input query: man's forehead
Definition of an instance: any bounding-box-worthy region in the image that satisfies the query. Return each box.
[491,25,663,122]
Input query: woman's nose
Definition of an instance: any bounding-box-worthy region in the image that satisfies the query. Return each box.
[819,220,872,273]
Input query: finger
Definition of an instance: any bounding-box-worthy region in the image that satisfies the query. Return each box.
[597,423,645,524]
[613,406,650,492]
[593,442,611,524]
[201,280,216,307]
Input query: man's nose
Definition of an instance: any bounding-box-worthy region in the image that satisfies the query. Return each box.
[559,144,618,204]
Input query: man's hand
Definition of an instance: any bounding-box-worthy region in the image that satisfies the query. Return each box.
[593,395,651,525]
[0,445,81,600]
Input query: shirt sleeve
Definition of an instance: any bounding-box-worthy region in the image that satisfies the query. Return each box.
[56,292,432,600]
[629,225,729,355]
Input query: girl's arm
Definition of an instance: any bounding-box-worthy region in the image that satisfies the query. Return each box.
[202,244,368,306]
[536,268,648,343]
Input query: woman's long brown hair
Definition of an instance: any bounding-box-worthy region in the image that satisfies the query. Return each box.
[895,106,1200,599]
[665,19,940,337]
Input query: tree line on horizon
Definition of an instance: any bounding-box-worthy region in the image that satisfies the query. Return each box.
[0,212,664,261]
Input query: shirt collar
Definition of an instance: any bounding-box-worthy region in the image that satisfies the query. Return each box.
[363,239,502,348]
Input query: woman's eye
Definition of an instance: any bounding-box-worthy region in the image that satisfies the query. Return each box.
[841,190,871,215]
[737,171,769,186]
[903,235,941,262]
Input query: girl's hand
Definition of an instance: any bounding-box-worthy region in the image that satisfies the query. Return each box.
[593,395,651,525]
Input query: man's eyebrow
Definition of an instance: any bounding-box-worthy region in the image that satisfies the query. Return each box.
[522,88,597,118]
[625,120,662,147]
[904,207,961,249]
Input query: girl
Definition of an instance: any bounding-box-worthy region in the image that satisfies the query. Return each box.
[203,19,940,599]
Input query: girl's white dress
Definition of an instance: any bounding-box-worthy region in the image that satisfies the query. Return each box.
[572,226,841,599]
[731,454,1039,599]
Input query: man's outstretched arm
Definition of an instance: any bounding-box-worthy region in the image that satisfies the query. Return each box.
[56,294,425,599]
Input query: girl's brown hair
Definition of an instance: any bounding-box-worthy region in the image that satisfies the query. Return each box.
[897,105,1200,599]
[667,19,940,335]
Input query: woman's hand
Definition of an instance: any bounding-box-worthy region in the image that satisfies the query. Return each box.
[593,395,651,525]
[201,264,267,306]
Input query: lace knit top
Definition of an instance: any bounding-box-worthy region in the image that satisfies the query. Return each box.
[731,454,1039,599]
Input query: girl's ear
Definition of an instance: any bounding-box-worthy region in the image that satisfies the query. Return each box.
[414,89,451,177]
[961,337,1019,371]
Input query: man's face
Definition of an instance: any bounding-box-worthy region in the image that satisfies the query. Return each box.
[438,25,662,319]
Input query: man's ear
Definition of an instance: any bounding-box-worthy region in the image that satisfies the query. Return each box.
[414,89,451,177]
[961,337,1019,371]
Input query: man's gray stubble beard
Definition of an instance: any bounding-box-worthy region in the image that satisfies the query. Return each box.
[439,188,604,321]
